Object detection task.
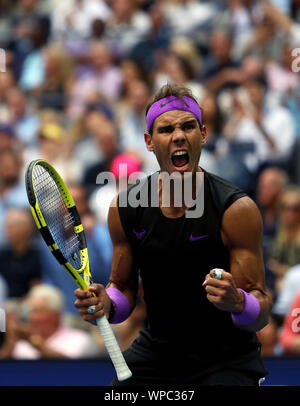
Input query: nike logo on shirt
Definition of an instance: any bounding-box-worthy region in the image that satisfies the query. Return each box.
[189,234,208,242]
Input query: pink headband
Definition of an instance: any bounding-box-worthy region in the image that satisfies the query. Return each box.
[146,95,202,132]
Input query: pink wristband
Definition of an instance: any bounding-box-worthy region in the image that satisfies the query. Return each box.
[106,287,131,324]
[231,289,260,325]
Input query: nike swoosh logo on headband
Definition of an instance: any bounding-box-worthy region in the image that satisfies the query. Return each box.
[160,98,178,108]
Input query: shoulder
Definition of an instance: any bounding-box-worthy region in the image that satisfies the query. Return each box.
[223,195,262,229]
[224,194,261,217]
[221,196,263,249]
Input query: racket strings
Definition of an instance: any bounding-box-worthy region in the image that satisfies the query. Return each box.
[33,164,82,269]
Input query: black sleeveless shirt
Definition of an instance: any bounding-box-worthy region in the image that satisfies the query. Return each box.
[118,170,267,379]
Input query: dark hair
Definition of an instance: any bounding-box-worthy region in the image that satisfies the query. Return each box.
[145,83,203,134]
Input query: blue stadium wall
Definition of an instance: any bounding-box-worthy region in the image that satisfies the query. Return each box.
[0,357,299,386]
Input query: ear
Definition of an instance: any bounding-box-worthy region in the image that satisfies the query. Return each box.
[144,132,154,152]
[201,125,207,146]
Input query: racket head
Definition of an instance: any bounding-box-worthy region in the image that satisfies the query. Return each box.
[25,159,92,290]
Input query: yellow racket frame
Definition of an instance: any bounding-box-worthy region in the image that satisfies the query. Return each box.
[25,159,93,291]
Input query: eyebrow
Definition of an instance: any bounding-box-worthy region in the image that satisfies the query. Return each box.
[157,119,198,131]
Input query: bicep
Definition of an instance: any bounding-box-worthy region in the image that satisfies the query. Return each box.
[221,196,266,292]
[107,196,139,306]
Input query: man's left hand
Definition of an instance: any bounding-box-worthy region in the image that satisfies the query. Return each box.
[203,269,244,313]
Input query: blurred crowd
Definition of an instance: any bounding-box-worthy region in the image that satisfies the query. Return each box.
[0,0,300,359]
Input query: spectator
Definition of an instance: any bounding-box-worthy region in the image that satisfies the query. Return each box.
[256,167,288,264]
[218,78,295,192]
[104,0,151,59]
[89,152,143,225]
[117,79,158,174]
[51,0,111,45]
[202,30,245,94]
[242,1,290,63]
[51,0,111,38]
[18,19,50,92]
[0,0,15,49]
[67,40,123,118]
[162,0,216,38]
[278,289,300,355]
[223,0,255,61]
[33,45,73,111]
[153,48,204,101]
[8,0,50,81]
[0,69,16,117]
[0,274,8,308]
[24,119,81,183]
[0,208,42,299]
[0,284,100,359]
[130,1,171,74]
[198,90,223,174]
[6,86,40,148]
[83,118,120,196]
[265,41,300,101]
[0,148,28,247]
[0,124,20,153]
[71,107,116,177]
[272,263,300,323]
[268,186,300,293]
[119,58,149,99]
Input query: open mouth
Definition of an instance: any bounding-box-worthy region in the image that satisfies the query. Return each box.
[171,150,189,168]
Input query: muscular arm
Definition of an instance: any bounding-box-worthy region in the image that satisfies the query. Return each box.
[74,196,139,323]
[204,196,272,332]
[106,196,139,309]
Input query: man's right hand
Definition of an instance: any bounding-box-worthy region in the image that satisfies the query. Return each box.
[74,283,112,324]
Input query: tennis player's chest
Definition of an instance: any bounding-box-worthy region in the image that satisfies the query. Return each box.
[131,209,218,259]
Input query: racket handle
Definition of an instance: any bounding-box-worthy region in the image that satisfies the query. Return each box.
[96,315,132,382]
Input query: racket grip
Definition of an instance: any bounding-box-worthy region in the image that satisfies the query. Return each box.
[96,316,132,382]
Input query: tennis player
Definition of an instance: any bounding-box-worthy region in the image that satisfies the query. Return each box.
[74,83,272,386]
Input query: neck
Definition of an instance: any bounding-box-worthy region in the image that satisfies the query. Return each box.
[158,168,203,214]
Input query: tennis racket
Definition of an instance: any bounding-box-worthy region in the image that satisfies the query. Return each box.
[25,159,132,381]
